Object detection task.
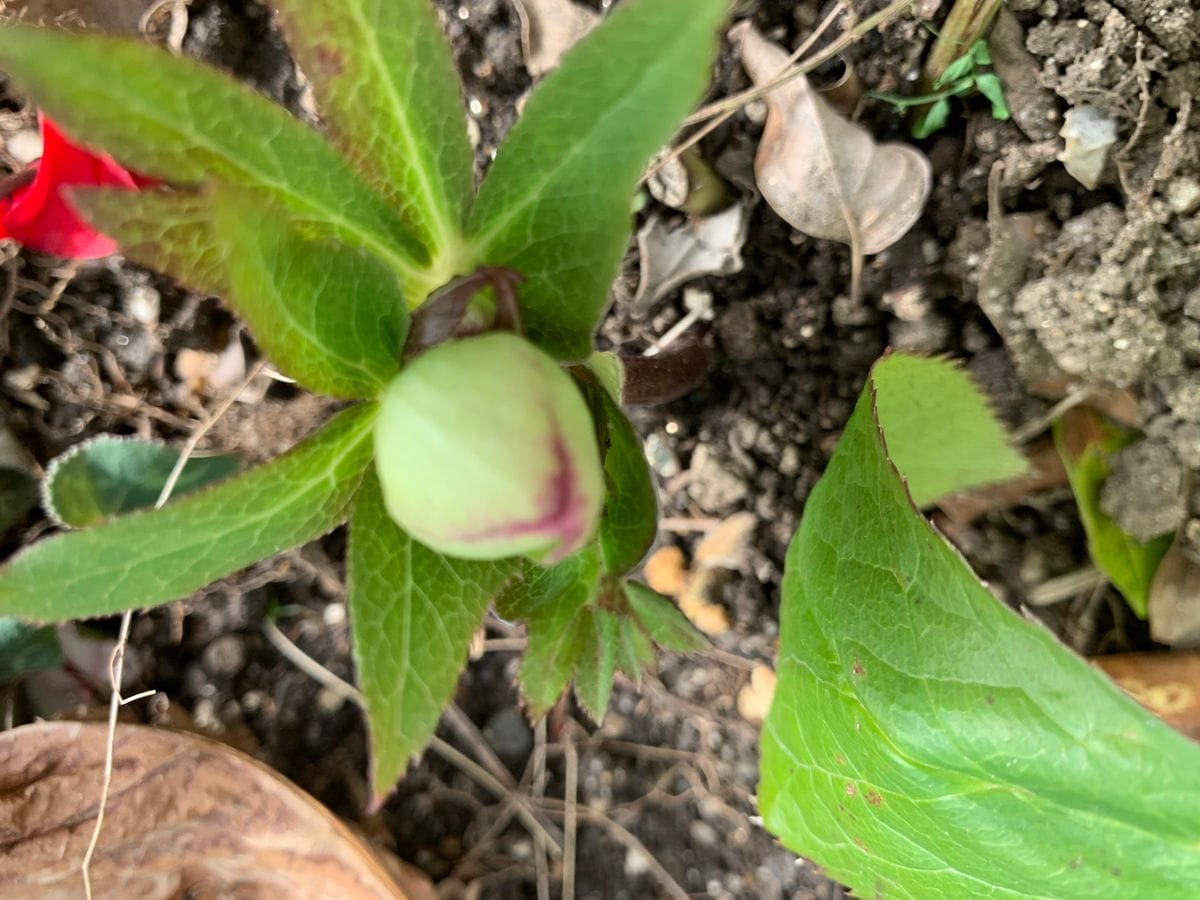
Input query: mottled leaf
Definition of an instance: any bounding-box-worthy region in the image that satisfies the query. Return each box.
[0,405,375,622]
[43,436,240,528]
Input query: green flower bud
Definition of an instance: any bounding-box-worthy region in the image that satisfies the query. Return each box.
[374,332,604,563]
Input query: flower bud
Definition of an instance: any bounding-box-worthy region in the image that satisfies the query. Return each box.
[374,332,604,563]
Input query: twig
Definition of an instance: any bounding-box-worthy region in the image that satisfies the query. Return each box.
[562,729,579,900]
[264,616,565,856]
[541,804,689,900]
[1009,386,1096,446]
[644,0,913,186]
[532,718,550,900]
[80,358,267,900]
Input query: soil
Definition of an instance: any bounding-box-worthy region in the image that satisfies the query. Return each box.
[2,0,1198,898]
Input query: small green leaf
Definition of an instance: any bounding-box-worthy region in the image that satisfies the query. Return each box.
[0,617,61,681]
[273,0,474,264]
[578,375,658,576]
[974,72,1011,121]
[467,0,729,360]
[870,354,1027,505]
[500,548,601,718]
[0,25,432,293]
[760,354,1200,898]
[43,437,240,528]
[624,580,707,653]
[934,50,977,90]
[0,405,375,622]
[1055,409,1171,617]
[912,96,952,138]
[348,469,516,802]
[213,189,409,397]
[574,608,619,722]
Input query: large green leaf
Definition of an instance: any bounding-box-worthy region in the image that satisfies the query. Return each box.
[760,354,1200,898]
[0,405,376,622]
[214,190,409,397]
[466,0,728,360]
[348,469,516,802]
[1054,409,1171,617]
[79,188,409,398]
[273,0,474,268]
[0,25,433,293]
[43,437,240,528]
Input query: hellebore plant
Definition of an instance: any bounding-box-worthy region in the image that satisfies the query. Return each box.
[0,0,724,801]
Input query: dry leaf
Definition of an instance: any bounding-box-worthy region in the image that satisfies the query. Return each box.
[633,203,748,312]
[1149,538,1200,648]
[987,8,1059,141]
[1092,652,1200,740]
[0,722,416,900]
[510,0,599,78]
[736,664,777,723]
[738,24,931,285]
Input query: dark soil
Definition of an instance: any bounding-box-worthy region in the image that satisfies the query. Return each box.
[2,0,1197,897]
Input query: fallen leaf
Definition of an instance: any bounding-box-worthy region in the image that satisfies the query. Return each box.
[987,8,1059,141]
[510,0,599,78]
[737,24,931,295]
[633,203,748,312]
[737,664,777,723]
[1092,652,1200,740]
[1149,537,1200,647]
[0,722,417,900]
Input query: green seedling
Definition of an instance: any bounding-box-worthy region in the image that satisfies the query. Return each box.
[873,39,1010,138]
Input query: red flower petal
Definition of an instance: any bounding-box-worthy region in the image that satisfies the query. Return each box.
[0,115,148,259]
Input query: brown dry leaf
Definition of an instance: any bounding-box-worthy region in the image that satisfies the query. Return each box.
[736,664,777,724]
[632,203,748,312]
[737,24,931,296]
[0,722,418,900]
[1092,652,1200,741]
[1149,538,1200,648]
[510,0,599,78]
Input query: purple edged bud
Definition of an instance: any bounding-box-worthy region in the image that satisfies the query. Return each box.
[374,332,604,563]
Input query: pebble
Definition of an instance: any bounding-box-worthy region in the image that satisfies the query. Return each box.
[202,634,246,676]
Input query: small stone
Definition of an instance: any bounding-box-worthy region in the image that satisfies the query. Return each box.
[1167,178,1200,216]
[482,708,533,770]
[644,431,680,478]
[201,634,246,677]
[1100,439,1186,542]
[690,820,719,847]
[686,445,748,511]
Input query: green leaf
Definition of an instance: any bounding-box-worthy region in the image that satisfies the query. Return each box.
[0,25,433,294]
[974,72,1011,121]
[466,0,728,360]
[0,617,61,681]
[624,580,707,653]
[1054,409,1171,617]
[273,0,474,263]
[500,548,601,718]
[348,469,515,802]
[578,374,658,576]
[870,354,1026,505]
[912,97,952,139]
[934,50,977,90]
[0,404,375,622]
[574,608,619,722]
[213,190,409,397]
[43,437,240,528]
[760,354,1200,898]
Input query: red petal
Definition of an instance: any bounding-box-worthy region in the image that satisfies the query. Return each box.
[1,115,145,259]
